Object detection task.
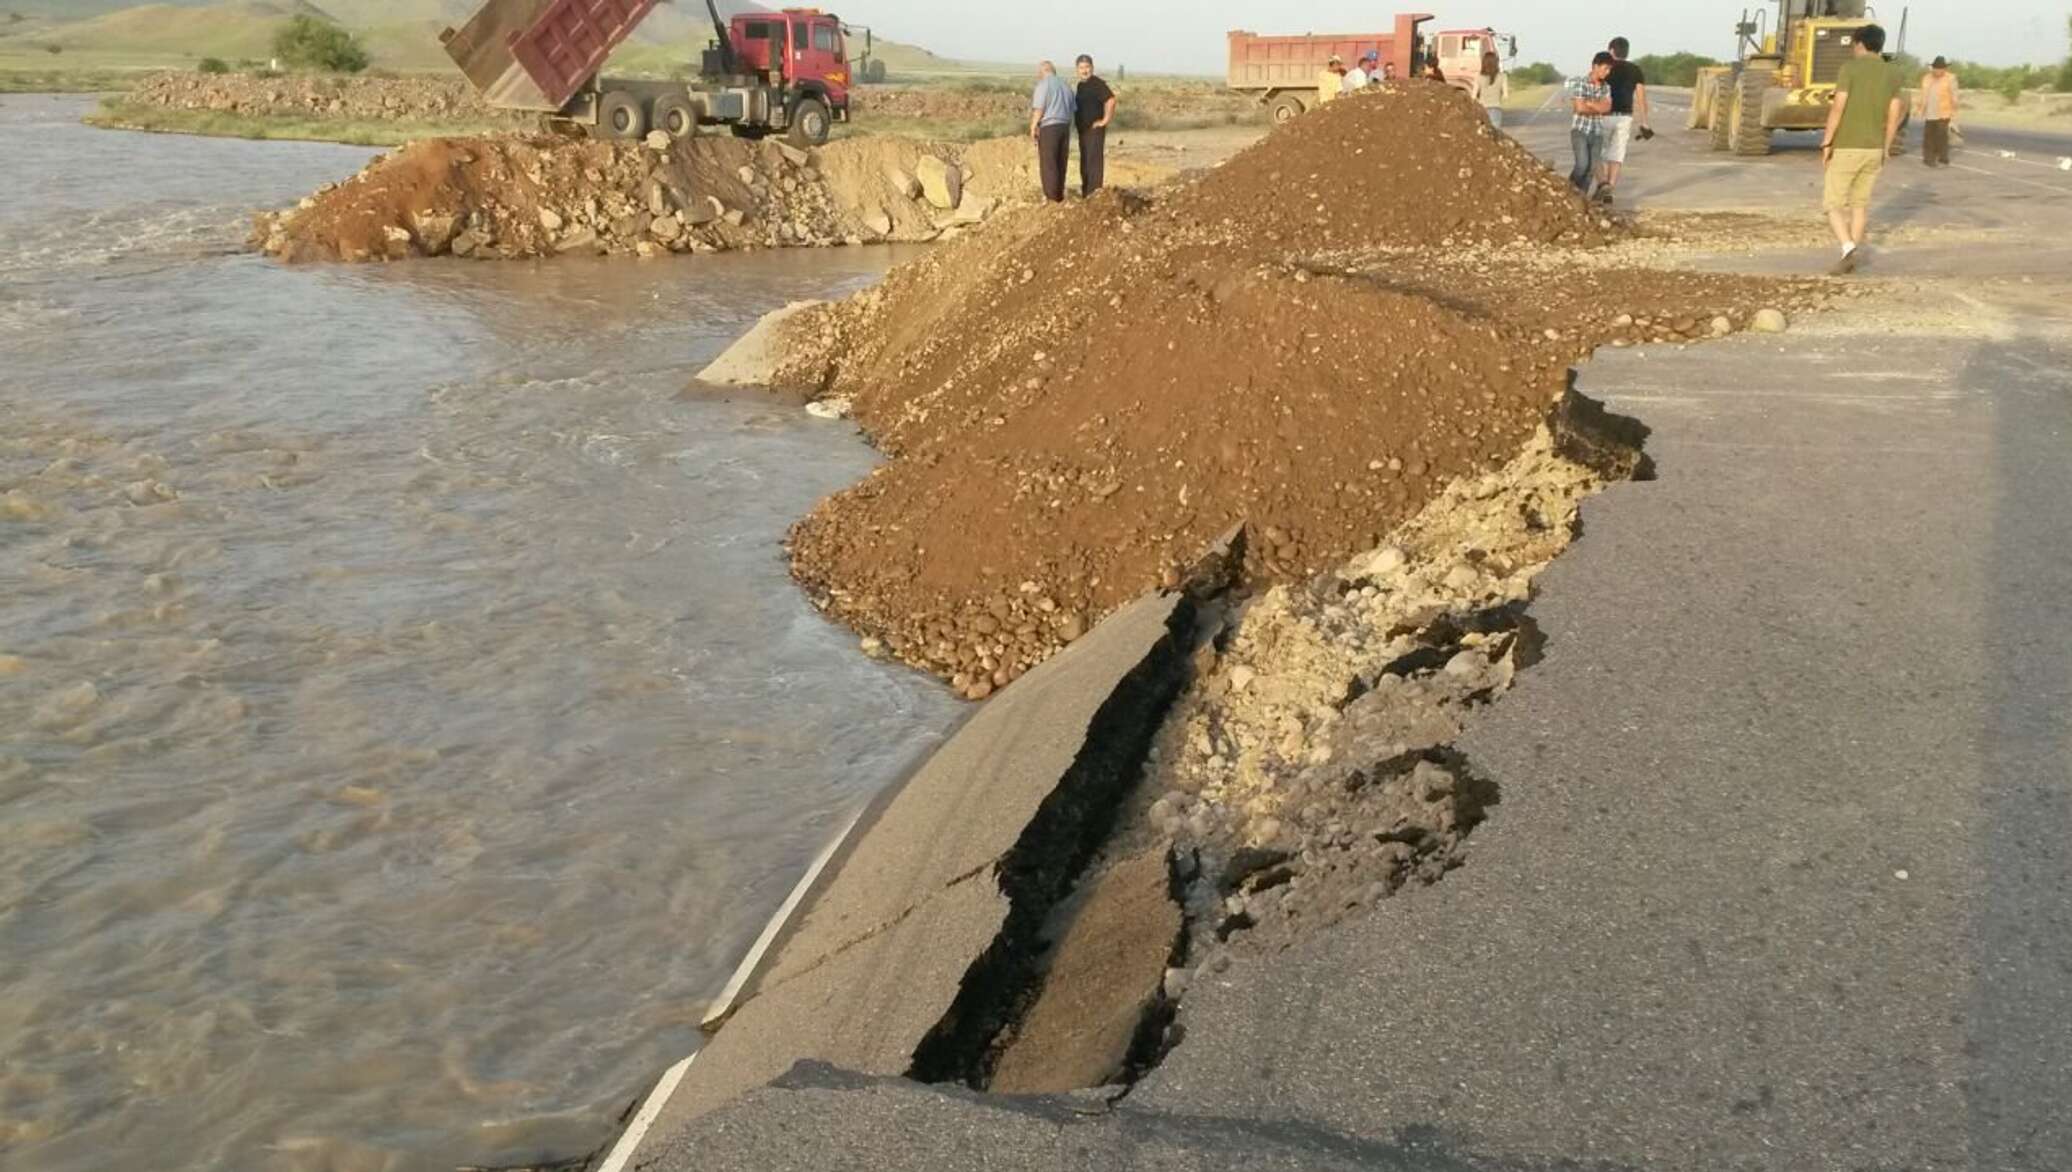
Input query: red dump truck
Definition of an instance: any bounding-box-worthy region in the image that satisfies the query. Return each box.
[1229,13,1517,122]
[441,0,868,145]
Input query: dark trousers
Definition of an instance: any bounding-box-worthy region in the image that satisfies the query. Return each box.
[1077,124,1106,195]
[1037,123,1070,202]
[1923,118,1951,166]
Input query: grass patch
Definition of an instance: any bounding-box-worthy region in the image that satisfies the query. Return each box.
[0,65,141,92]
[84,98,507,146]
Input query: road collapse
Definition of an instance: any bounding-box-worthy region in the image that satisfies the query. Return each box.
[251,131,1170,262]
[741,83,1827,699]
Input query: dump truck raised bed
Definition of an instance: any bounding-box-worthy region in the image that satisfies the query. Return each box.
[1227,13,1436,123]
[442,0,866,146]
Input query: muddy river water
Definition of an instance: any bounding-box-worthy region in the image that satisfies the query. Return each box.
[0,95,960,1171]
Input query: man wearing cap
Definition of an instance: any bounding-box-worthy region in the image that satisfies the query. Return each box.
[1915,56,1959,167]
[1029,59,1075,203]
[1821,23,1905,273]
[1343,50,1377,93]
[1317,55,1346,106]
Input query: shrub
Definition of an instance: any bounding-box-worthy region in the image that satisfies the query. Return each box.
[273,14,370,73]
[2059,17,2072,93]
[44,41,61,54]
[1631,51,1724,88]
[198,57,230,74]
[1511,61,1562,85]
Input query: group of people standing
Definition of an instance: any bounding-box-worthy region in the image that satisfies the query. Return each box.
[1029,57,1117,203]
[1563,36,1650,205]
[1314,48,1511,129]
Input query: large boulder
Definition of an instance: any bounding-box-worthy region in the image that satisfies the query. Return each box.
[915,155,962,210]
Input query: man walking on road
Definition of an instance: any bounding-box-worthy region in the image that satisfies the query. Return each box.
[1916,56,1959,167]
[1599,36,1650,204]
[1821,24,1905,273]
[1565,53,1614,195]
[1074,55,1116,197]
[1029,60,1075,203]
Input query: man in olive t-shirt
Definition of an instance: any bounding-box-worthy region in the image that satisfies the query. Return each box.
[1820,24,1905,273]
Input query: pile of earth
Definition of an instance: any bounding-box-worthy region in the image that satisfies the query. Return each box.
[254,132,1178,263]
[121,70,524,127]
[723,82,1827,698]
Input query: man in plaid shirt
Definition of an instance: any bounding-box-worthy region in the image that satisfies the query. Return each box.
[1565,52,1615,195]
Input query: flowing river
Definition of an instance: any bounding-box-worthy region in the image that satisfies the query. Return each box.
[0,95,961,1172]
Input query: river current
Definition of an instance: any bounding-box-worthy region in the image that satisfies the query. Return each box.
[0,94,960,1171]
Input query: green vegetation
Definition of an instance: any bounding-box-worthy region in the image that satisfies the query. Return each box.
[86,97,502,145]
[1511,61,1562,86]
[273,14,369,73]
[198,56,229,74]
[1631,52,1723,88]
[2060,16,2072,92]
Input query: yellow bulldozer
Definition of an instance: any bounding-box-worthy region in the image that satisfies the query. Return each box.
[1689,0,1910,155]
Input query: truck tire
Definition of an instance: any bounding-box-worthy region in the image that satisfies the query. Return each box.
[1686,75,1710,129]
[598,90,647,141]
[789,97,832,147]
[1268,92,1306,124]
[1730,66,1774,156]
[1708,74,1734,151]
[653,94,698,140]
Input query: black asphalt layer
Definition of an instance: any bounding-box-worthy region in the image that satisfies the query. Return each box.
[635,109,2072,1172]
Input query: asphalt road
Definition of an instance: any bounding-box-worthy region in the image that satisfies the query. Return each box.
[636,99,2072,1171]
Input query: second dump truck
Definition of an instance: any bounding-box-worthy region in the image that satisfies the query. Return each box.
[442,0,868,146]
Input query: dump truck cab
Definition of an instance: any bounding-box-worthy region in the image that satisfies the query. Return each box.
[720,10,853,120]
[1431,26,1516,91]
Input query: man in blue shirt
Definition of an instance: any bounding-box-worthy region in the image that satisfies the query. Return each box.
[1030,60,1076,202]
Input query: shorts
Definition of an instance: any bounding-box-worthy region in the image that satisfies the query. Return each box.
[1823,148,1884,211]
[1603,115,1634,163]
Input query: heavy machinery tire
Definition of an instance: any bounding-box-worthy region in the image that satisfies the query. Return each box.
[1268,92,1306,124]
[788,96,832,147]
[599,90,647,141]
[1731,66,1774,155]
[652,94,698,140]
[1709,74,1735,151]
[1687,74,1712,130]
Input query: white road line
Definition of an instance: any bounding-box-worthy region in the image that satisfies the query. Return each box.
[594,1054,697,1172]
[592,809,868,1172]
[1952,146,2072,172]
[1947,159,2072,196]
[700,806,864,1031]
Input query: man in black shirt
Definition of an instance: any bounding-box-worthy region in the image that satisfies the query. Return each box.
[1074,54,1117,196]
[1599,35,1651,204]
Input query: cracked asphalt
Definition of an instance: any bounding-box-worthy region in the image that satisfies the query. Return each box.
[634,103,2072,1172]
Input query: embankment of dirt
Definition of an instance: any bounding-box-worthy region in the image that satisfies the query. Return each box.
[861,81,1255,126]
[255,132,1173,262]
[730,83,1826,697]
[121,70,525,128]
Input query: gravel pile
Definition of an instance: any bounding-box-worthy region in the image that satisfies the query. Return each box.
[754,84,1826,698]
[123,70,524,127]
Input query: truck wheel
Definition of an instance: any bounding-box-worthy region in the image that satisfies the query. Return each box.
[1268,92,1306,124]
[653,94,698,140]
[1686,75,1711,129]
[1708,75,1734,151]
[598,90,647,141]
[1730,67,1774,156]
[788,97,832,147]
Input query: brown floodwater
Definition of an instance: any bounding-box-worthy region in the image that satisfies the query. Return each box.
[0,94,960,1172]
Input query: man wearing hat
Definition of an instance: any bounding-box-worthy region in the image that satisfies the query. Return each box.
[1343,50,1378,93]
[1915,56,1960,167]
[1317,54,1347,106]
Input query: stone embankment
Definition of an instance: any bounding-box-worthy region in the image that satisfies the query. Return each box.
[255,132,1172,262]
[121,70,526,128]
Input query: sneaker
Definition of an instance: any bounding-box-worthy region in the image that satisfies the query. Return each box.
[1593,185,1615,206]
[1831,247,1860,275]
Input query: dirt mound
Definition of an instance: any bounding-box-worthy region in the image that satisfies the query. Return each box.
[125,70,524,127]
[1169,82,1610,249]
[255,133,1176,263]
[764,84,1825,697]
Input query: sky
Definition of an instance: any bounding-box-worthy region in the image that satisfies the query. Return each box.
[851,1,2070,74]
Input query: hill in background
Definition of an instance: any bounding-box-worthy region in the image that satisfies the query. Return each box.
[0,0,964,77]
